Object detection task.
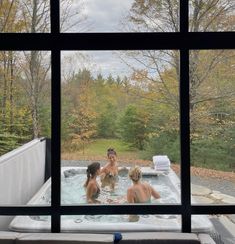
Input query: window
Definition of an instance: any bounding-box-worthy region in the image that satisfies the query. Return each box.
[0,0,235,234]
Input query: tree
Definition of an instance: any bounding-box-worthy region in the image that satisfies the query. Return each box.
[117,1,235,169]
[122,0,235,135]
[17,0,87,138]
[119,104,152,150]
[96,102,118,138]
[62,69,97,152]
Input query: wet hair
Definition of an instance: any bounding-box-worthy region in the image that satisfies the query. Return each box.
[107,148,117,157]
[129,166,142,182]
[84,162,100,187]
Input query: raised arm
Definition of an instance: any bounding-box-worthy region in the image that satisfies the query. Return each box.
[150,185,160,199]
[100,166,108,180]
[127,188,135,203]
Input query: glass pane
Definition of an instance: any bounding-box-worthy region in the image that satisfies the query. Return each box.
[189,0,235,32]
[0,216,14,231]
[7,215,51,232]
[191,215,235,244]
[0,0,50,33]
[0,51,51,205]
[61,215,181,232]
[190,50,235,205]
[60,0,179,32]
[61,50,180,205]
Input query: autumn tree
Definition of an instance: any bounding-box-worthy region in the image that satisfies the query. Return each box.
[119,1,235,169]
[17,0,87,138]
[62,69,97,153]
[122,0,235,134]
[0,1,33,154]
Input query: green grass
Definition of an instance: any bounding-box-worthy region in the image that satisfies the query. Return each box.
[87,139,135,154]
[62,138,145,161]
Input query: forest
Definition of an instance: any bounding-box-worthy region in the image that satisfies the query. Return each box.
[0,0,235,171]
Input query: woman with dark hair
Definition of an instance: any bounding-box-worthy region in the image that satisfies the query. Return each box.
[100,148,119,190]
[84,162,101,203]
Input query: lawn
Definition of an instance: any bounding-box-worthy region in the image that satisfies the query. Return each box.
[61,138,151,165]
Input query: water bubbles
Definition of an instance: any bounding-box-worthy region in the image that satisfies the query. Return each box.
[74,218,83,223]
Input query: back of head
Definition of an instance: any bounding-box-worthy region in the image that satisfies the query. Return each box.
[129,166,142,182]
[84,162,100,187]
[87,162,100,176]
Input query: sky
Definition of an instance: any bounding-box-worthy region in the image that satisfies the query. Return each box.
[61,51,139,80]
[59,0,139,77]
[61,1,138,79]
[79,0,134,32]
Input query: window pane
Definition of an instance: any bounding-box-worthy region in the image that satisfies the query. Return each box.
[190,50,235,205]
[60,0,179,32]
[0,0,50,33]
[0,216,14,231]
[0,51,51,206]
[8,215,51,232]
[61,215,181,233]
[191,215,234,244]
[189,0,235,32]
[61,50,180,205]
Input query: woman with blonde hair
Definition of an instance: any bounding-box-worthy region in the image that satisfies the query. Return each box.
[127,166,160,203]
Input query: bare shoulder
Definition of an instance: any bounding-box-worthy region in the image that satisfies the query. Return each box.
[143,181,151,188]
[127,186,134,194]
[87,181,96,188]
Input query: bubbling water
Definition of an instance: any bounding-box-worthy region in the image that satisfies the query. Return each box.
[39,173,178,204]
[33,172,179,223]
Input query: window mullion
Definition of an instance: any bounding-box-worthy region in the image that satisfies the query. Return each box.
[180,0,191,233]
[51,0,61,233]
[51,49,61,233]
[180,48,191,233]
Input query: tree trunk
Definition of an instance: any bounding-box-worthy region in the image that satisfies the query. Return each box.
[9,51,14,133]
[2,52,7,127]
[29,50,40,138]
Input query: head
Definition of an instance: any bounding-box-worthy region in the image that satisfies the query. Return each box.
[87,162,100,178]
[84,162,100,187]
[107,148,117,163]
[129,166,142,183]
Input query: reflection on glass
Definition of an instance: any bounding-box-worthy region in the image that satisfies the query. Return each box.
[61,215,181,233]
[0,0,50,33]
[190,50,235,205]
[189,0,235,32]
[8,216,51,232]
[191,215,215,236]
[60,0,179,32]
[0,216,15,231]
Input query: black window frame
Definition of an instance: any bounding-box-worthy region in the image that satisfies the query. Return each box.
[0,0,235,233]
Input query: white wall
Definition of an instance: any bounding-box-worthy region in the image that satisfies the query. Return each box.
[0,139,46,230]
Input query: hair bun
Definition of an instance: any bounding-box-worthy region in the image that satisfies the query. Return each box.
[107,148,117,156]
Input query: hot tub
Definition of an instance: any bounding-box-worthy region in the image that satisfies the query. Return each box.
[9,167,214,233]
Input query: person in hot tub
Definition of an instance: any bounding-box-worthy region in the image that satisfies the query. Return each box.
[84,162,101,203]
[100,148,119,190]
[127,166,160,203]
[127,166,161,221]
